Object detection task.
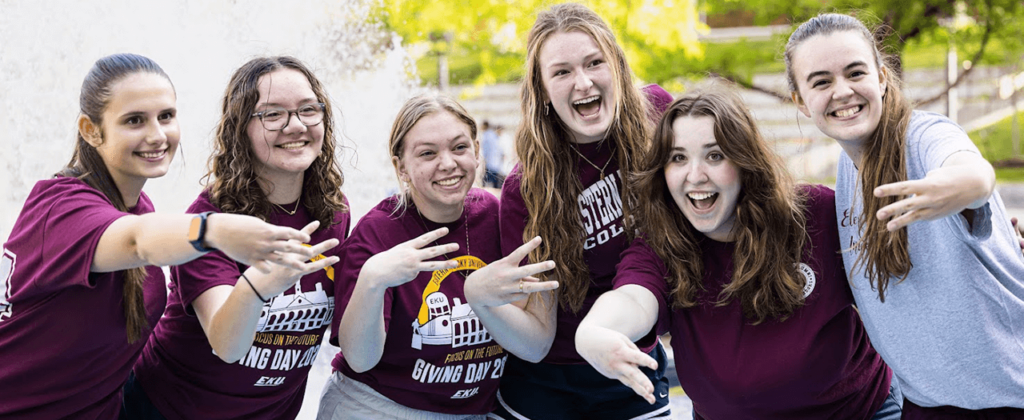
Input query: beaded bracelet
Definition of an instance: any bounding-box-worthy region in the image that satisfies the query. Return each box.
[241,272,269,303]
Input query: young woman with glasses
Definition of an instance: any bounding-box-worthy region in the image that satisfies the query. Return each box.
[123,56,349,420]
[0,53,315,419]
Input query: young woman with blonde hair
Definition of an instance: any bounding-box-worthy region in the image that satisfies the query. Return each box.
[786,13,1024,416]
[465,3,672,418]
[318,94,555,420]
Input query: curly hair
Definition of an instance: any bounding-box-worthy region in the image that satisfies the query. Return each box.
[517,3,652,313]
[632,86,808,324]
[60,53,172,343]
[785,13,912,302]
[205,56,347,228]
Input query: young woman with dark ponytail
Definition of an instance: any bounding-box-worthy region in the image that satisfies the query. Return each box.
[0,53,314,419]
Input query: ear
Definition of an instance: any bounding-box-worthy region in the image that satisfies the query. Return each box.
[392,155,409,183]
[78,114,102,147]
[879,65,889,97]
[791,92,810,118]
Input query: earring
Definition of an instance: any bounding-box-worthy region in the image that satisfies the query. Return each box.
[544,103,549,116]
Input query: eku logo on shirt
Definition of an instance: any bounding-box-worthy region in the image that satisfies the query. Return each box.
[798,263,816,298]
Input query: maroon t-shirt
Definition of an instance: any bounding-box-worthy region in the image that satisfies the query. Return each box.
[0,177,166,419]
[615,185,891,419]
[134,190,350,420]
[500,140,657,364]
[330,189,505,414]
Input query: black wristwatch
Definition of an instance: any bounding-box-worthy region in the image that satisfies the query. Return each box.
[188,211,217,252]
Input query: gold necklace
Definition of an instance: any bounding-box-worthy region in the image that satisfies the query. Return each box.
[271,198,301,216]
[570,142,616,180]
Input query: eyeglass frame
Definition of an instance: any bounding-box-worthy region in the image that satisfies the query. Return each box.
[250,102,326,131]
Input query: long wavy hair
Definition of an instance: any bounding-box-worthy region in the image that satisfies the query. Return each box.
[387,94,481,214]
[59,53,171,343]
[632,86,808,324]
[785,14,912,302]
[205,56,347,227]
[517,3,652,313]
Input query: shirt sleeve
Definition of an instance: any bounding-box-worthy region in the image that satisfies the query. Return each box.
[329,212,395,346]
[499,166,529,264]
[32,180,131,290]
[613,237,672,336]
[914,115,980,172]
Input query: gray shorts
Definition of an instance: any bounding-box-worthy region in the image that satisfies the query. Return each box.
[316,371,487,420]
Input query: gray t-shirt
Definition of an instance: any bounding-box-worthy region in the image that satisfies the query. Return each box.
[836,110,1024,409]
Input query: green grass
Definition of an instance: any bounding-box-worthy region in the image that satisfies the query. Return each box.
[968,110,1024,182]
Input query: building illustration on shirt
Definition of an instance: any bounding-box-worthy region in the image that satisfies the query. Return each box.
[411,255,492,350]
[255,282,334,333]
[0,249,15,322]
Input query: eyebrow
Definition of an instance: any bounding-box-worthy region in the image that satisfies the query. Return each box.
[544,51,603,70]
[255,98,318,108]
[805,61,868,82]
[671,142,719,152]
[412,133,470,149]
[118,107,175,119]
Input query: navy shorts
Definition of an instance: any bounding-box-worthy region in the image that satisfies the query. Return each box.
[490,341,671,420]
[120,371,167,420]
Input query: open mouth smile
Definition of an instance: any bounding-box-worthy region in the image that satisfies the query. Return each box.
[830,105,863,118]
[573,96,601,117]
[278,141,309,150]
[688,191,718,211]
[135,150,167,160]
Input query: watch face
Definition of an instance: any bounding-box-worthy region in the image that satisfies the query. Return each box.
[188,215,203,242]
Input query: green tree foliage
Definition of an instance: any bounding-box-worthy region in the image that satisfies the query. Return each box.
[706,0,1024,99]
[376,0,705,86]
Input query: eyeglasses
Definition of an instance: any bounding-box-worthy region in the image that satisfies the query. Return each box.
[251,103,326,131]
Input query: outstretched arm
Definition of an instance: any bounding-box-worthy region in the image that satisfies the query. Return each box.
[575,285,660,404]
[92,212,314,273]
[192,221,341,363]
[465,236,559,362]
[874,151,996,231]
[338,228,458,373]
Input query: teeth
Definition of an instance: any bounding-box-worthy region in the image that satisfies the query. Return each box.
[437,177,460,187]
[573,96,599,105]
[688,192,716,200]
[279,142,305,149]
[137,151,164,159]
[834,106,859,118]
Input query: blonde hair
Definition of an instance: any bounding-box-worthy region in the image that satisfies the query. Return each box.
[516,3,652,313]
[387,94,480,213]
[785,13,913,301]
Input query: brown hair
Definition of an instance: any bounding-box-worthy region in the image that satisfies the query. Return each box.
[205,56,347,227]
[517,3,652,313]
[785,13,912,301]
[59,53,171,343]
[387,94,480,213]
[633,86,808,324]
